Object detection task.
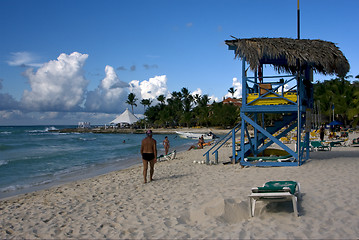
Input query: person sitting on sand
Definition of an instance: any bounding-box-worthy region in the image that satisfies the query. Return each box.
[141,130,157,183]
[163,136,170,155]
[199,135,204,146]
[188,136,204,151]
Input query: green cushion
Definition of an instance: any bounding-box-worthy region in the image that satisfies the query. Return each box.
[311,141,329,148]
[257,181,297,194]
[310,141,322,147]
[246,155,292,161]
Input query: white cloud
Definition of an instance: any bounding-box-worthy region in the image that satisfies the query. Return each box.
[0,110,116,126]
[129,75,169,102]
[209,95,219,103]
[2,51,178,123]
[0,110,23,120]
[278,83,290,93]
[39,112,60,120]
[7,51,43,67]
[225,77,242,99]
[21,52,89,111]
[192,88,202,96]
[101,65,129,89]
[85,65,129,113]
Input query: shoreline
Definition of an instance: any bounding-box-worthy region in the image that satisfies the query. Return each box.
[0,155,142,201]
[1,133,359,238]
[0,134,193,201]
[56,126,232,135]
[1,129,356,200]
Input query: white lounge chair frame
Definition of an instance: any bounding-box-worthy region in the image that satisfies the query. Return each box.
[248,182,301,217]
[157,150,176,162]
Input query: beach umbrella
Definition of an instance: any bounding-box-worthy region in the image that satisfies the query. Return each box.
[110,108,138,125]
[329,120,343,126]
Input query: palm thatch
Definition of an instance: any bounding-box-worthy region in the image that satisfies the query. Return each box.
[225,37,350,77]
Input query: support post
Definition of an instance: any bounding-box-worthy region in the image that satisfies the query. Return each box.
[238,57,247,164]
[297,74,301,163]
[232,128,236,163]
[305,131,309,162]
[240,116,246,163]
[254,113,258,157]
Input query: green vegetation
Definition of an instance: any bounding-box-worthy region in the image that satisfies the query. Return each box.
[126,93,137,113]
[128,75,359,129]
[132,87,240,128]
[313,75,359,126]
[140,99,152,111]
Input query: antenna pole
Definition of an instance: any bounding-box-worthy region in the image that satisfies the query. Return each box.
[297,0,300,39]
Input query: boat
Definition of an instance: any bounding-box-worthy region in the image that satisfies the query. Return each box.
[175,131,217,140]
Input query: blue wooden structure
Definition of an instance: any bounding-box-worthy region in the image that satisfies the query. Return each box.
[203,38,349,167]
[234,59,312,166]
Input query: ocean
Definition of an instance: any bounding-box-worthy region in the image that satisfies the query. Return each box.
[0,126,196,199]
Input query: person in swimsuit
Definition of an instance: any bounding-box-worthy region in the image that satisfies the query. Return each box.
[187,136,204,151]
[141,130,157,183]
[163,136,170,155]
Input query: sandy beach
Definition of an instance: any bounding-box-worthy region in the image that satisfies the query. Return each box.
[1,133,359,239]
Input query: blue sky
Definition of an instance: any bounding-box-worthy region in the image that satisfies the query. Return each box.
[0,0,358,125]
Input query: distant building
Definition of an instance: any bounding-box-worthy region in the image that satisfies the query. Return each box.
[222,97,242,107]
[110,108,139,127]
[78,122,91,128]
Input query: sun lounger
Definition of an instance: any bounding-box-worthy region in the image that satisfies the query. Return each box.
[249,181,301,217]
[157,150,176,162]
[328,140,343,147]
[297,141,313,152]
[244,154,295,162]
[310,141,331,151]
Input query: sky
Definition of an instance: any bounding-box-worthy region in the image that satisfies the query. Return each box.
[0,0,358,125]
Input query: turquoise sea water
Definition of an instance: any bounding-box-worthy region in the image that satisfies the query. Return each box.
[0,126,196,199]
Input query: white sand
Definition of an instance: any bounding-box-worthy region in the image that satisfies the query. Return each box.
[1,137,359,239]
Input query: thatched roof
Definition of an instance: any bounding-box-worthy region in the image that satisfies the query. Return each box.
[225,37,350,77]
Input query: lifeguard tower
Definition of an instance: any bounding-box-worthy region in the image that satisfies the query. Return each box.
[204,38,349,166]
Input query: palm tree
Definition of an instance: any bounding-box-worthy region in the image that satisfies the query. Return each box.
[167,91,183,126]
[156,95,166,105]
[198,94,210,107]
[193,94,201,106]
[348,88,359,126]
[209,102,239,127]
[193,94,211,127]
[181,87,193,112]
[228,87,237,98]
[313,75,359,125]
[140,98,152,111]
[126,93,138,113]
